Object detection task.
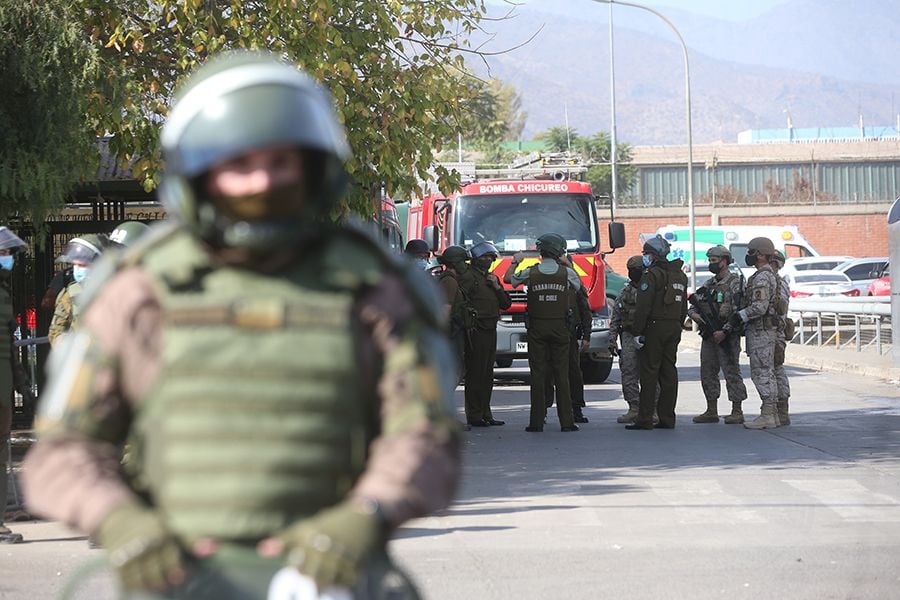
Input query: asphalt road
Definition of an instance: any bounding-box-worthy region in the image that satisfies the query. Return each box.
[3,346,899,599]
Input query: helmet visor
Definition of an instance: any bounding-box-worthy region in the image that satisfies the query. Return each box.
[0,227,27,253]
[57,238,102,264]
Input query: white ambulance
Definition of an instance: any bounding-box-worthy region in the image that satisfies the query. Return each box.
[654,225,820,278]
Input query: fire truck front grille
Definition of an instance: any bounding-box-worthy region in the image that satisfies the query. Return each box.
[508,290,527,304]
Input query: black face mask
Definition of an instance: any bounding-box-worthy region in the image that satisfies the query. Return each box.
[473,257,494,272]
[708,261,722,274]
[627,268,643,284]
[744,253,758,267]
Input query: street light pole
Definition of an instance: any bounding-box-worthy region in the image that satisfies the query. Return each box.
[608,1,618,220]
[590,0,696,289]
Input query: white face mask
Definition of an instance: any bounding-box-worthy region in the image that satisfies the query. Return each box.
[0,255,14,271]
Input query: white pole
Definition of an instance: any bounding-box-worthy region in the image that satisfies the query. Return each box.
[590,0,694,289]
[608,1,618,219]
[458,132,463,163]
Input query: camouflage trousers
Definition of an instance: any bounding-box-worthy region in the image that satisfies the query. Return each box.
[746,326,778,407]
[773,332,790,401]
[699,335,747,404]
[619,331,642,407]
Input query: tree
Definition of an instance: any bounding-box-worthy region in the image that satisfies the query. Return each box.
[534,127,636,199]
[72,0,495,213]
[0,1,98,222]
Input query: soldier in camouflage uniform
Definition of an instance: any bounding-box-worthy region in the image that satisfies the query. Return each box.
[738,237,781,429]
[47,234,108,346]
[24,53,460,598]
[770,250,792,425]
[610,256,648,423]
[0,227,27,544]
[688,246,748,425]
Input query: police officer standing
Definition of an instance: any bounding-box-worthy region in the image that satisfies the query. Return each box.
[625,235,688,430]
[506,233,580,432]
[47,234,109,346]
[737,237,781,429]
[688,245,748,425]
[461,242,511,427]
[24,52,460,597]
[770,249,792,425]
[0,226,27,544]
[434,245,472,386]
[609,255,650,424]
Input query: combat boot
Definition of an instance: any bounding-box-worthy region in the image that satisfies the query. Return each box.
[692,399,720,423]
[573,407,589,423]
[616,404,639,424]
[723,401,744,425]
[777,398,791,426]
[744,404,778,430]
[0,525,23,544]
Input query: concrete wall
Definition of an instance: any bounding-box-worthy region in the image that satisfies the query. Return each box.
[604,203,891,275]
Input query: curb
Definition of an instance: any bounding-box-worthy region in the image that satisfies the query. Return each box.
[677,334,900,384]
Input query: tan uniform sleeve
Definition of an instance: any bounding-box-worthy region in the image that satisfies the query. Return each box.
[22,268,163,534]
[349,274,461,528]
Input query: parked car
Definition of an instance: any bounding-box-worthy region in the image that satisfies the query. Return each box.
[866,266,890,296]
[833,257,890,295]
[781,255,854,279]
[784,270,859,298]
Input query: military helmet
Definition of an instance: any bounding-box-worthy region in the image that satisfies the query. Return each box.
[642,234,670,257]
[470,241,500,260]
[0,227,27,253]
[535,233,566,258]
[438,245,470,265]
[626,255,644,270]
[706,245,732,262]
[404,239,430,255]
[109,221,150,248]
[56,234,109,265]
[771,249,786,267]
[158,51,350,250]
[747,236,776,256]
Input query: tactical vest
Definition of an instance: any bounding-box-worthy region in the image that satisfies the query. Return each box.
[617,284,638,331]
[459,267,501,327]
[526,265,568,320]
[0,283,13,361]
[744,267,778,329]
[131,231,371,543]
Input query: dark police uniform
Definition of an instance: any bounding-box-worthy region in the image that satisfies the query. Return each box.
[631,258,688,429]
[458,262,510,426]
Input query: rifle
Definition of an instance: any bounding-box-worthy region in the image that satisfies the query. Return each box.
[688,287,726,340]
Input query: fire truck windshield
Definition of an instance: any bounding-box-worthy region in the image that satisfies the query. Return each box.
[454,193,597,253]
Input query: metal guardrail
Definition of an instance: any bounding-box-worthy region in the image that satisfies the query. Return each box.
[790,297,892,355]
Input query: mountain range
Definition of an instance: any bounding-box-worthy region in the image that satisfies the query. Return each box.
[471,0,900,145]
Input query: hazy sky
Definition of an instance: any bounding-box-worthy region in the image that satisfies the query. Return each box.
[521,0,794,21]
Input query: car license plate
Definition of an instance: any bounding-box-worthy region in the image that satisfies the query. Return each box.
[516,342,528,353]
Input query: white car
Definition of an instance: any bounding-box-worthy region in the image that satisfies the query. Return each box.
[832,257,890,295]
[782,256,854,278]
[783,270,859,298]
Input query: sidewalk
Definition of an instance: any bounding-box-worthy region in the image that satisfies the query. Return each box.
[678,334,900,384]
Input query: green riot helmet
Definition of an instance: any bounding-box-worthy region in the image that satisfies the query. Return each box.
[159,51,350,251]
[56,234,109,265]
[0,226,27,254]
[109,221,150,248]
[438,245,470,265]
[642,234,670,258]
[535,233,567,258]
[706,245,732,263]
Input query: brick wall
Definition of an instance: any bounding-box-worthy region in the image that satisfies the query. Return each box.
[603,204,891,274]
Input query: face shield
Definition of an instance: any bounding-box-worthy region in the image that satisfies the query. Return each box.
[56,238,103,265]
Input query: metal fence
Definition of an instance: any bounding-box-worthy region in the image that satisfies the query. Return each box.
[789,297,892,355]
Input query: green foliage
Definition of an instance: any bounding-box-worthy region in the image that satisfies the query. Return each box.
[0,1,99,222]
[534,126,636,198]
[71,0,493,212]
[459,77,526,149]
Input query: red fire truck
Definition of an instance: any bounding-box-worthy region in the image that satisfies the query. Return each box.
[408,174,625,382]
